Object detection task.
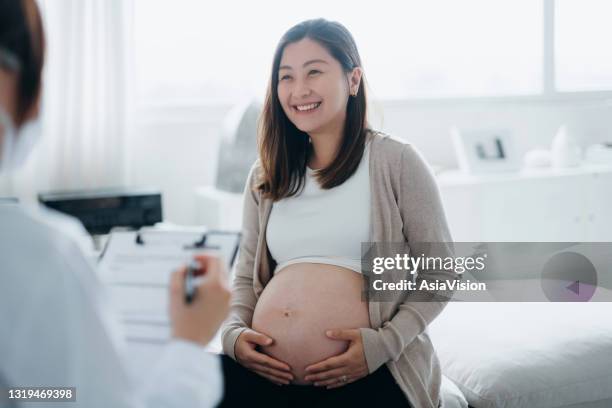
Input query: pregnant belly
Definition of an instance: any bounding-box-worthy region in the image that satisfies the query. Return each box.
[251,263,371,384]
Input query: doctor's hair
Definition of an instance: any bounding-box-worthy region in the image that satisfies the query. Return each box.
[256,18,369,201]
[0,0,45,125]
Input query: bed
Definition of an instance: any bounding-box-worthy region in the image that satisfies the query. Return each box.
[431,301,612,408]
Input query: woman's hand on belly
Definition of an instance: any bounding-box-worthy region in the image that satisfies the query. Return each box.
[304,328,369,389]
[234,329,294,385]
[252,263,371,384]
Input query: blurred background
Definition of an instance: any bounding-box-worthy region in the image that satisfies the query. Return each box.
[1,0,611,242]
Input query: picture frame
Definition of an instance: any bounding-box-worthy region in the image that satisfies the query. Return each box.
[450,127,520,174]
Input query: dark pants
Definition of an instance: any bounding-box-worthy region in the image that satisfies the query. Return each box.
[217,354,412,408]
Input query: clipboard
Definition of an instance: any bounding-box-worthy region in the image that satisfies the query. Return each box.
[99,229,240,286]
[98,228,240,346]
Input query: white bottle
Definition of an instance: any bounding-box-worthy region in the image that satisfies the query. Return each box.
[551,125,582,168]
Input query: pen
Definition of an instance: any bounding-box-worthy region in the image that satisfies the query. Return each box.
[184,259,200,304]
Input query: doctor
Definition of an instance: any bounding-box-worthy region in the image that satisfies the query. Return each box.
[0,1,229,407]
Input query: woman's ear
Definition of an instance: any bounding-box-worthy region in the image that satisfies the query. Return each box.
[348,67,363,96]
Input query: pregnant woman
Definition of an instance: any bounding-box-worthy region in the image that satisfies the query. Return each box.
[219,19,457,408]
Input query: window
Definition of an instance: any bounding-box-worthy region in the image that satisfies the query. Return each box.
[359,0,543,99]
[555,0,612,91]
[132,0,609,104]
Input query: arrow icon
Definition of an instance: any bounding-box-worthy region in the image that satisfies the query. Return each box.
[566,280,580,295]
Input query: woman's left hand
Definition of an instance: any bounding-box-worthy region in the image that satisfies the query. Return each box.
[304,329,369,389]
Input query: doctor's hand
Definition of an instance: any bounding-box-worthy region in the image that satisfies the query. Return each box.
[235,329,294,385]
[169,254,231,346]
[304,329,369,389]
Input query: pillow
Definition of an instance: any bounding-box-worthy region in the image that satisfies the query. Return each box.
[429,302,612,408]
[441,374,469,408]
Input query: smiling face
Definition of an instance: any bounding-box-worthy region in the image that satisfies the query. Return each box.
[277,38,359,135]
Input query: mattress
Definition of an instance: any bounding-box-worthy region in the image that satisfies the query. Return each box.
[429,302,612,408]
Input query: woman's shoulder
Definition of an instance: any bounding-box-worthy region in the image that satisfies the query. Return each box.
[246,159,262,181]
[368,129,438,196]
[243,159,264,199]
[367,129,423,168]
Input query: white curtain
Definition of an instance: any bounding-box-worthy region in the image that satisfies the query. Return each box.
[0,0,131,203]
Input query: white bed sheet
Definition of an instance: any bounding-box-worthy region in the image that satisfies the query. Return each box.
[429,302,612,408]
[441,374,469,408]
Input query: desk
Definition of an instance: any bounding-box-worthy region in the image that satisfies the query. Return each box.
[437,164,612,241]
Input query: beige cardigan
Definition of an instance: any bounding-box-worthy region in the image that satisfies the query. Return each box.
[221,131,457,408]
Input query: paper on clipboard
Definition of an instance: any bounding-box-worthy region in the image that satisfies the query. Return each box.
[98,229,240,344]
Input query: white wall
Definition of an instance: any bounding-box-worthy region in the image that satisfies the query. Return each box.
[127,97,612,225]
[375,97,612,168]
[126,104,228,225]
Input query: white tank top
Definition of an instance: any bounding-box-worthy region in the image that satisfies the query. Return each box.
[266,142,371,274]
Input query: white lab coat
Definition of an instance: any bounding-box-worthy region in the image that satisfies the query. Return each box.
[0,203,223,408]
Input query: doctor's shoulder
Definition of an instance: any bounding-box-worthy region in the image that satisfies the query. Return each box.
[0,203,93,268]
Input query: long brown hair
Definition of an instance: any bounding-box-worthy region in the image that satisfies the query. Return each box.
[0,0,45,125]
[257,18,369,201]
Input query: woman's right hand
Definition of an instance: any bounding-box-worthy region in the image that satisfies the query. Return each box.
[235,329,294,385]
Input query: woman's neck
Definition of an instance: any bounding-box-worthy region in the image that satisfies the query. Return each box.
[308,135,341,170]
[307,117,345,170]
